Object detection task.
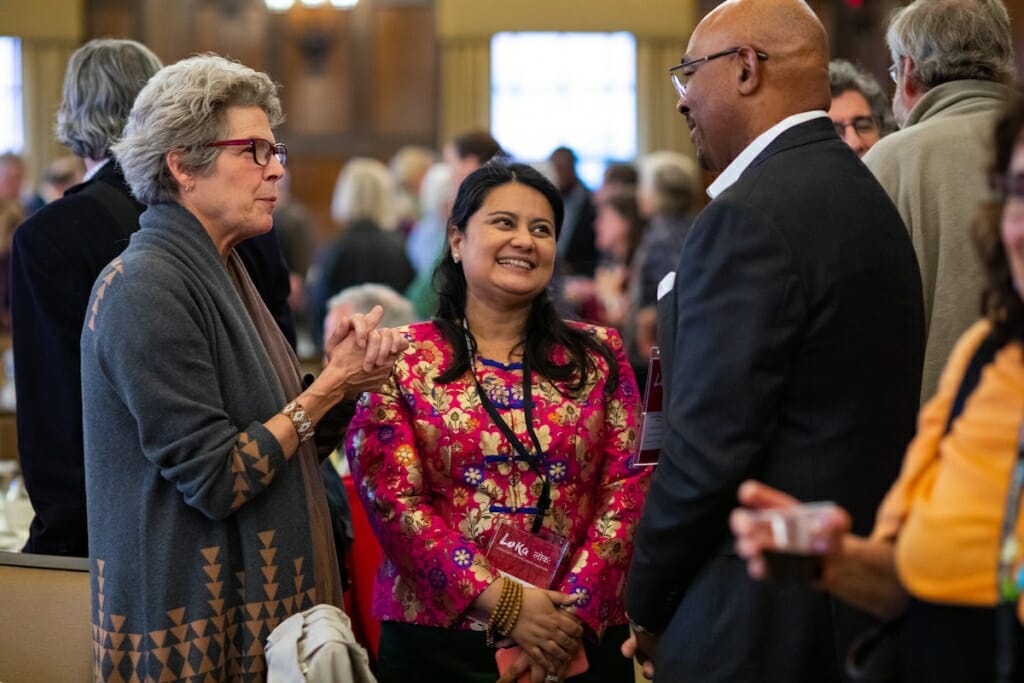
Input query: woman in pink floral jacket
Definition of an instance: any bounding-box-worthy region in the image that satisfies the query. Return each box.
[345,161,650,683]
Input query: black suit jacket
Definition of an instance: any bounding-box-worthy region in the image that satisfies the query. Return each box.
[626,118,924,682]
[235,229,296,350]
[11,162,142,556]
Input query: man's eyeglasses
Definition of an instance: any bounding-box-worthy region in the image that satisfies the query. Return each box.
[206,137,287,167]
[669,47,769,99]
[833,116,880,139]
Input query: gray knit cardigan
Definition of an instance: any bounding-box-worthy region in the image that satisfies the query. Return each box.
[82,202,321,682]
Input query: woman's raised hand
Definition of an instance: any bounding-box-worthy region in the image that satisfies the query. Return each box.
[318,305,409,402]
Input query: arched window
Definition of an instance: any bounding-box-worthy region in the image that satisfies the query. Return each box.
[491,32,636,190]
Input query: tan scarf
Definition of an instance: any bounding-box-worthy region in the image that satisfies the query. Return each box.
[226,251,345,610]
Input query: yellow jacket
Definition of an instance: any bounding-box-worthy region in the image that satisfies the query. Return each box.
[873,319,1024,607]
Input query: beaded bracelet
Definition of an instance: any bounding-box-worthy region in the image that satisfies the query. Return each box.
[487,578,523,646]
[282,400,314,444]
[500,583,523,636]
[488,579,517,645]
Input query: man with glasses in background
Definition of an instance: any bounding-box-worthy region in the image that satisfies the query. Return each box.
[622,0,924,680]
[828,59,895,158]
[864,0,1015,405]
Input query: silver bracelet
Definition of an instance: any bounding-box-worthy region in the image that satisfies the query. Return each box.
[282,400,314,444]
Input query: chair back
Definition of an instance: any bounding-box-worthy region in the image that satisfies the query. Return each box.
[0,551,91,682]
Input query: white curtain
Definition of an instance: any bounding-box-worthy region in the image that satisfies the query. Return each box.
[20,38,76,181]
[636,37,694,157]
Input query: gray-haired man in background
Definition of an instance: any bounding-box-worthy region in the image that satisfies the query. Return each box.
[864,0,1015,404]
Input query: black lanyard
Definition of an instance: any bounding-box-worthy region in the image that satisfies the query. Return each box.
[469,349,551,534]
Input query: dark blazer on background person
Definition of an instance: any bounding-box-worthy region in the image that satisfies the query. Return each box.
[558,183,599,278]
[11,161,142,557]
[235,228,297,350]
[627,118,925,682]
[308,218,415,348]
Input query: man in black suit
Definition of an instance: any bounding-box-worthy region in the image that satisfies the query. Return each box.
[622,1,924,681]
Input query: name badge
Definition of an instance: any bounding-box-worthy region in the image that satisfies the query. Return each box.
[631,346,664,466]
[484,519,570,588]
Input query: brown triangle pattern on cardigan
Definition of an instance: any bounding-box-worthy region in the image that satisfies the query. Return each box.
[91,533,316,682]
[87,257,126,332]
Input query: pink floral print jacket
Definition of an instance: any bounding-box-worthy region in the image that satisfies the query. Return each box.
[344,320,650,636]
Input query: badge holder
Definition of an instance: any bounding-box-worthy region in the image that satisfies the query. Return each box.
[485,520,588,681]
[485,518,570,587]
[631,346,664,466]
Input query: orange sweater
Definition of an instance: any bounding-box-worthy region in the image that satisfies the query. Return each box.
[873,320,1024,607]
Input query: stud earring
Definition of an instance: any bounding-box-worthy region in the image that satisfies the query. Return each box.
[453,253,461,264]
[183,183,193,192]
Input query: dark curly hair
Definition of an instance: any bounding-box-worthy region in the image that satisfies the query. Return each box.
[974,86,1024,345]
[432,160,619,397]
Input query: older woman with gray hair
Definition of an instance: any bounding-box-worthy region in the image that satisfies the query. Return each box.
[84,54,406,681]
[828,59,895,157]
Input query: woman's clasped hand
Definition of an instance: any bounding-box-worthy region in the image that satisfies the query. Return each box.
[321,304,408,395]
[494,586,584,683]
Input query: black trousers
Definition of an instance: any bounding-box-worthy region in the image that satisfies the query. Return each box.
[905,598,1024,683]
[377,622,633,683]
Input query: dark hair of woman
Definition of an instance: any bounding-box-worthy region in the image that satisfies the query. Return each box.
[432,160,620,397]
[598,187,645,264]
[603,161,638,188]
[453,130,504,163]
[974,86,1024,345]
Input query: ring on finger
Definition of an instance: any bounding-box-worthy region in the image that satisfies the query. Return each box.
[544,675,559,683]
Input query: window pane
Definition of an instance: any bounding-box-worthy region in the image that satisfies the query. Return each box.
[0,37,23,155]
[491,32,636,190]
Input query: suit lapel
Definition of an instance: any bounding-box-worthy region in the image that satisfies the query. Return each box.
[747,117,838,173]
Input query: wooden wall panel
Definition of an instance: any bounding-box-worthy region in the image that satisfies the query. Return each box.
[284,68,354,136]
[86,0,437,241]
[87,0,137,40]
[191,1,269,70]
[371,6,437,136]
[286,156,344,246]
[139,0,193,64]
[278,9,354,136]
